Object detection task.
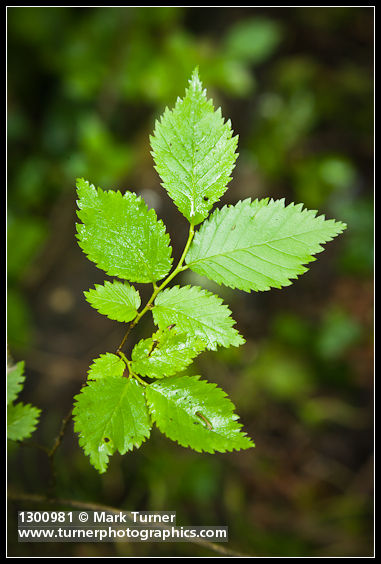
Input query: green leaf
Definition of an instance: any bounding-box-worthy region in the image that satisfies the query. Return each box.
[186,198,347,292]
[7,360,41,441]
[73,377,151,473]
[224,18,283,64]
[87,353,126,380]
[7,361,25,405]
[145,375,254,453]
[7,402,41,441]
[150,68,238,225]
[84,280,140,322]
[131,328,206,379]
[152,285,244,351]
[76,178,173,283]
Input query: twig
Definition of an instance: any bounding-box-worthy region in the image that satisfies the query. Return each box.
[18,409,74,497]
[46,408,74,496]
[48,408,73,459]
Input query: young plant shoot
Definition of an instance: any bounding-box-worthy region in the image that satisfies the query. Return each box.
[73,68,346,473]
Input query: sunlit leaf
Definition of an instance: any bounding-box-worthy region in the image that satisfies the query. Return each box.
[186,198,347,292]
[152,285,244,350]
[73,377,151,473]
[76,178,173,283]
[131,328,205,378]
[84,280,140,322]
[150,68,238,225]
[146,374,254,452]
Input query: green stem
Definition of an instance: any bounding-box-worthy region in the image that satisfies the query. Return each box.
[117,351,132,374]
[131,373,148,387]
[117,347,148,387]
[116,350,130,367]
[116,223,194,354]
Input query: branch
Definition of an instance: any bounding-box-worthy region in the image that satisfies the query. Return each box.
[48,408,73,459]
[17,408,74,497]
[47,408,74,495]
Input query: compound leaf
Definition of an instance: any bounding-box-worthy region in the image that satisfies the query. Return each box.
[146,374,254,453]
[131,328,206,379]
[73,377,151,473]
[76,178,172,283]
[150,68,238,225]
[84,280,140,322]
[186,198,347,292]
[152,285,244,351]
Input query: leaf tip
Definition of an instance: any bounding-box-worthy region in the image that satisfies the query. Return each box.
[189,66,202,92]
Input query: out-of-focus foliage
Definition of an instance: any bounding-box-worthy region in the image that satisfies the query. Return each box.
[7,6,373,558]
[7,360,41,441]
[7,6,273,350]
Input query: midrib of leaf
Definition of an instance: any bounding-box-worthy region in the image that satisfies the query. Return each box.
[193,247,300,273]
[187,226,337,267]
[172,102,198,218]
[155,302,231,341]
[188,107,235,216]
[98,379,131,445]
[155,113,195,216]
[149,384,241,443]
[91,224,155,281]
[91,288,131,307]
[189,105,197,219]
[166,92,205,221]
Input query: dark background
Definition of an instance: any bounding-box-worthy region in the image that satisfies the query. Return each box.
[7,6,374,557]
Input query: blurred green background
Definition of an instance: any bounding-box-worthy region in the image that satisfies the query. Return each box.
[7,6,373,557]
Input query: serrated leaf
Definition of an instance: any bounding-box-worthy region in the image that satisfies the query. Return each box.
[73,377,151,473]
[186,198,347,292]
[7,361,25,405]
[146,374,254,453]
[87,353,126,380]
[7,402,41,441]
[150,68,238,225]
[152,285,244,351]
[76,178,173,283]
[84,280,140,322]
[131,328,206,379]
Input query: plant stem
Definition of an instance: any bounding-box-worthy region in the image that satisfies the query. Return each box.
[48,408,73,459]
[116,223,194,354]
[116,350,148,386]
[13,227,197,493]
